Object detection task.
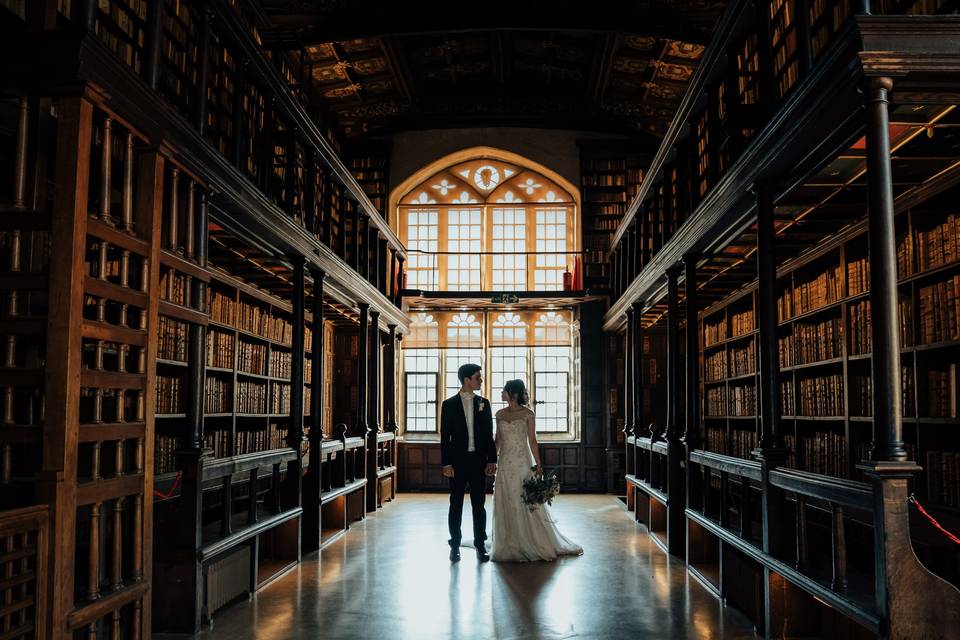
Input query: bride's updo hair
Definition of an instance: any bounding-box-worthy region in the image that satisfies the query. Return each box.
[503,379,529,406]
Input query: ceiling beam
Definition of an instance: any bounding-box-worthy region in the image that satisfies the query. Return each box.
[588,32,618,103]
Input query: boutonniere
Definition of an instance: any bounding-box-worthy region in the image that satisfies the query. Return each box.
[477,399,486,412]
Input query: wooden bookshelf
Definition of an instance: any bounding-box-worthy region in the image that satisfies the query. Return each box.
[579,144,646,292]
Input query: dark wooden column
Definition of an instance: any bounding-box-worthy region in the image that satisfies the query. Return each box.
[232,59,248,170]
[396,255,405,304]
[302,269,325,552]
[623,307,634,479]
[144,0,164,89]
[754,183,789,584]
[389,250,398,302]
[356,303,369,437]
[385,324,398,432]
[630,302,646,475]
[185,191,209,450]
[366,311,381,512]
[285,256,306,514]
[756,185,785,455]
[682,253,700,561]
[665,264,685,557]
[683,254,700,451]
[194,7,212,135]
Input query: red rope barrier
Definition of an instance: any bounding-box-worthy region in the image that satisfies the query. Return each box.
[909,494,960,546]
[153,471,183,500]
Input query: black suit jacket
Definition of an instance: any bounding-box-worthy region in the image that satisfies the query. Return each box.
[440,393,497,467]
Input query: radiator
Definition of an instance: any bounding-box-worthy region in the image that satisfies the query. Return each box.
[206,546,251,616]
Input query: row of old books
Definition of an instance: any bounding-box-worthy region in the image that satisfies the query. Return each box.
[209,290,294,345]
[205,429,231,459]
[777,287,794,322]
[798,374,844,416]
[704,318,727,347]
[780,380,795,416]
[269,351,292,379]
[848,256,869,297]
[926,451,960,508]
[156,375,183,415]
[159,269,188,307]
[706,427,726,454]
[915,214,960,273]
[730,383,757,416]
[793,264,843,316]
[155,435,180,474]
[207,330,234,369]
[236,380,267,414]
[792,316,843,365]
[238,341,268,376]
[850,369,917,417]
[799,430,848,478]
[706,387,727,416]
[926,367,957,419]
[730,341,756,377]
[204,376,231,414]
[271,383,291,415]
[848,298,914,355]
[582,174,627,187]
[158,316,188,362]
[731,308,754,336]
[233,423,290,456]
[730,428,758,459]
[918,275,960,344]
[705,350,727,382]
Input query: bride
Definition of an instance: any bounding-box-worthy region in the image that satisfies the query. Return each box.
[490,379,583,562]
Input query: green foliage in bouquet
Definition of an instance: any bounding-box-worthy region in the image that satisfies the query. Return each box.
[521,466,560,511]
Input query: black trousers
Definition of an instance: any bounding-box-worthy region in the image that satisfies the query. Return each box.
[448,453,487,549]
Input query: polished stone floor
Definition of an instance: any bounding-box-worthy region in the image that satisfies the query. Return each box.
[198,494,757,640]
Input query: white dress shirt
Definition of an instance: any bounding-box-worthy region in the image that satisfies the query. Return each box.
[459,390,476,452]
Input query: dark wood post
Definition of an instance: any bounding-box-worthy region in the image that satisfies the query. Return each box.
[303,269,325,551]
[632,302,645,478]
[389,250,398,302]
[232,59,248,169]
[285,256,306,518]
[665,264,685,557]
[395,255,405,304]
[366,311,381,512]
[357,303,369,440]
[144,0,164,89]
[385,325,398,432]
[754,182,791,638]
[194,6,212,135]
[683,254,700,452]
[623,307,635,479]
[185,191,209,450]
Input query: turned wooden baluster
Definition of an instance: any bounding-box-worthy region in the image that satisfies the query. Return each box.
[122,132,134,232]
[795,495,808,571]
[132,439,143,581]
[168,168,179,252]
[133,599,143,640]
[111,609,122,640]
[89,502,102,600]
[100,116,113,224]
[115,434,125,477]
[119,249,130,329]
[830,503,847,593]
[701,466,709,516]
[271,462,282,514]
[112,497,124,590]
[87,623,96,640]
[91,441,101,482]
[719,471,729,528]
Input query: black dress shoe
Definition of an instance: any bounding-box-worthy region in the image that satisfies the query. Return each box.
[476,547,490,563]
[450,548,461,562]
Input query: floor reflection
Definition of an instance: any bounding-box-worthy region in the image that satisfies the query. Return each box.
[194,494,757,640]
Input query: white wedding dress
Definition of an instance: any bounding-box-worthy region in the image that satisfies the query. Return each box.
[490,414,583,562]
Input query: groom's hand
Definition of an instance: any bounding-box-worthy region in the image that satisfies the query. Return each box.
[485,463,497,476]
[442,465,455,478]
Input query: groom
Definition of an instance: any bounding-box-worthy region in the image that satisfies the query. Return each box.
[441,363,497,562]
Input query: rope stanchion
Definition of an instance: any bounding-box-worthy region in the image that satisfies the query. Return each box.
[153,471,183,500]
[909,494,960,546]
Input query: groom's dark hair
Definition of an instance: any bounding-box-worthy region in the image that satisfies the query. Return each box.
[457,363,481,383]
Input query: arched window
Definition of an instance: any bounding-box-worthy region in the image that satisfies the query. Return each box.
[395,152,580,292]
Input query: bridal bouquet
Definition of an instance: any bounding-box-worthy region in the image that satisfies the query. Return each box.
[521,466,560,511]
